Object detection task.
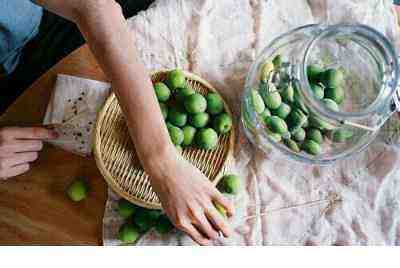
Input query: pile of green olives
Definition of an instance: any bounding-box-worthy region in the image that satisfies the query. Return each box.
[252,55,353,156]
[155,69,233,152]
[117,173,242,243]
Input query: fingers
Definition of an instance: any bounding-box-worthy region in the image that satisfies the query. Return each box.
[193,209,218,240]
[0,163,30,180]
[180,222,212,246]
[0,140,43,156]
[212,189,235,216]
[0,127,58,141]
[205,206,233,238]
[0,152,38,168]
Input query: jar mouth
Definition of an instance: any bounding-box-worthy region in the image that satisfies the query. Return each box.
[301,24,399,121]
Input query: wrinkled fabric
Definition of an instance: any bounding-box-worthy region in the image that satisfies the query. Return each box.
[102,0,400,245]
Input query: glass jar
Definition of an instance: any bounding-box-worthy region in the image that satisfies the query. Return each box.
[242,24,400,165]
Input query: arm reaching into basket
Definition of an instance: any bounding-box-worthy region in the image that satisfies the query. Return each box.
[33,0,234,244]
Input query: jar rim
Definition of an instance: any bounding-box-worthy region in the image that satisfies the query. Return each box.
[301,24,400,121]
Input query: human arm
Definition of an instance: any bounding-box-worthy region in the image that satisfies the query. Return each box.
[33,0,234,244]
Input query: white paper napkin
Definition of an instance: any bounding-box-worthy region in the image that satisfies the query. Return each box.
[43,74,111,157]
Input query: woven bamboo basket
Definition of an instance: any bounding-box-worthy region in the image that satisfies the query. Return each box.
[94,70,235,209]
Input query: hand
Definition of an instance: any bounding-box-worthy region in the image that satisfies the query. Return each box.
[0,126,58,180]
[145,146,235,245]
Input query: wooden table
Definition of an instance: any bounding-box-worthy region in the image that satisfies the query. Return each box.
[0,46,108,245]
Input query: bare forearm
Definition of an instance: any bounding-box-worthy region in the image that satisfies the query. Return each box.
[35,0,173,168]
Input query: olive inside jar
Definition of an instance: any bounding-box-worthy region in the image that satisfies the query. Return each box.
[242,24,400,165]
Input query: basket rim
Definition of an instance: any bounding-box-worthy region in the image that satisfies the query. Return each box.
[93,70,235,209]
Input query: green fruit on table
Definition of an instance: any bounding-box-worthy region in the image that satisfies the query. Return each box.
[212,113,233,134]
[251,90,266,114]
[154,82,171,102]
[167,69,186,89]
[287,109,308,130]
[184,93,207,114]
[325,86,345,104]
[307,64,324,83]
[307,128,323,144]
[272,102,291,119]
[214,202,227,218]
[281,84,294,103]
[310,84,324,99]
[261,90,282,110]
[159,103,168,119]
[259,108,271,122]
[322,98,339,111]
[167,124,184,145]
[167,107,187,127]
[133,209,159,233]
[291,127,306,142]
[196,128,219,150]
[117,199,137,219]
[206,93,225,115]
[189,112,210,128]
[272,54,283,68]
[182,125,197,146]
[67,179,88,202]
[266,116,288,135]
[219,174,241,195]
[284,139,300,153]
[331,129,353,143]
[322,68,344,88]
[303,140,322,155]
[155,215,174,235]
[175,86,195,102]
[118,223,140,243]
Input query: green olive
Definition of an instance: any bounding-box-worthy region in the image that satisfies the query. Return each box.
[331,129,353,143]
[260,62,274,82]
[266,130,282,142]
[261,90,282,110]
[272,54,283,68]
[118,223,140,243]
[196,128,219,150]
[284,139,300,153]
[184,93,207,114]
[155,215,174,235]
[67,179,89,202]
[259,108,271,122]
[117,199,137,219]
[310,84,324,99]
[325,86,345,104]
[272,102,291,119]
[287,108,308,130]
[189,112,210,128]
[280,84,295,103]
[219,174,241,195]
[291,127,306,142]
[159,103,168,119]
[266,116,288,135]
[175,86,195,102]
[307,64,324,83]
[293,83,309,114]
[303,140,322,155]
[308,115,335,131]
[306,128,323,144]
[167,124,184,146]
[322,98,340,111]
[182,125,197,146]
[251,90,266,114]
[322,68,344,88]
[206,93,225,115]
[154,82,171,102]
[133,209,159,233]
[212,113,232,134]
[167,69,186,89]
[167,107,187,127]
